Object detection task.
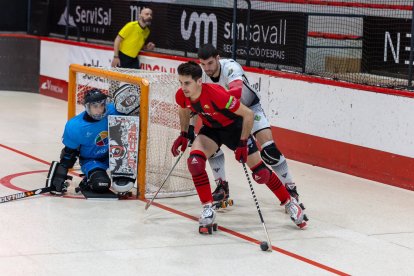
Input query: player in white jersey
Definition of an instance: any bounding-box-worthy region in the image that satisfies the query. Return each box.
[196,43,305,209]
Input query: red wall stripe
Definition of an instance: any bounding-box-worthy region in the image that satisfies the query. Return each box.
[272,127,414,191]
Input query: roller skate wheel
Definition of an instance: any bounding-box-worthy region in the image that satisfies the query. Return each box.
[212,223,218,231]
[199,226,208,234]
[299,203,305,210]
[297,221,307,229]
[208,225,213,234]
[303,214,309,221]
[221,201,227,209]
[227,199,234,206]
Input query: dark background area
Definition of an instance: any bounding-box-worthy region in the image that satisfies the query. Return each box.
[0,1,28,31]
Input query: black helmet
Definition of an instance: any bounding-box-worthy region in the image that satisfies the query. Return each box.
[84,89,108,105]
[84,89,108,120]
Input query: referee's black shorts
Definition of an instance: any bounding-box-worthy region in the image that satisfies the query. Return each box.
[119,51,139,69]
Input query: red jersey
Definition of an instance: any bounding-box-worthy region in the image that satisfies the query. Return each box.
[176,83,241,128]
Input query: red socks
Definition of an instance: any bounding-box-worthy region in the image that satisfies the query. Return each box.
[187,150,212,204]
[265,170,290,204]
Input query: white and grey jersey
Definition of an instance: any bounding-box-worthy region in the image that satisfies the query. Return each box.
[202,59,260,107]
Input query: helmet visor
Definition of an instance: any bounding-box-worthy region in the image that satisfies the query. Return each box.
[86,99,107,120]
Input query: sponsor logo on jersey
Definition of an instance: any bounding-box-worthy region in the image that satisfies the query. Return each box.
[254,114,261,121]
[204,104,210,109]
[95,131,108,146]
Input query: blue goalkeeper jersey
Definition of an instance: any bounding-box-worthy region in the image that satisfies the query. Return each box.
[62,103,119,160]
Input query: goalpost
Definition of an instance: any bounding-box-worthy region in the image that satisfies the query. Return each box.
[68,64,195,199]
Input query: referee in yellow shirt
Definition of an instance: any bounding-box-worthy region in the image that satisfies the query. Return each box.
[111,8,155,69]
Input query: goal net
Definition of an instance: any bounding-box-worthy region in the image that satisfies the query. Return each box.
[68,64,195,199]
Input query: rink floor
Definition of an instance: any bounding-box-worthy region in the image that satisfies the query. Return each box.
[0,91,413,276]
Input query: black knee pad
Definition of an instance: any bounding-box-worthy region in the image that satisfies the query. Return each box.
[260,143,282,166]
[88,169,111,193]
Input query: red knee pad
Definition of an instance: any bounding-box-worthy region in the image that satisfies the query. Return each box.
[187,150,207,176]
[251,161,271,184]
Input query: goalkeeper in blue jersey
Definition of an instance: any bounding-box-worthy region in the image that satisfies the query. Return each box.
[47,86,140,195]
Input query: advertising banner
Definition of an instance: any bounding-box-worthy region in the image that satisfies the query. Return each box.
[48,1,306,67]
[363,16,412,77]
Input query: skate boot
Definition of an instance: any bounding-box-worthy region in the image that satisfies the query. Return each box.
[212,179,233,209]
[198,203,218,234]
[75,177,89,193]
[284,197,308,229]
[285,183,305,210]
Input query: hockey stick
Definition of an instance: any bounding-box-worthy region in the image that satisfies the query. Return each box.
[242,162,273,252]
[145,151,185,210]
[0,161,75,204]
[0,186,53,204]
[0,163,55,203]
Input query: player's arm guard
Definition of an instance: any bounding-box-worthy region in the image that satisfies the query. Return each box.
[59,147,79,169]
[46,161,72,195]
[113,84,141,115]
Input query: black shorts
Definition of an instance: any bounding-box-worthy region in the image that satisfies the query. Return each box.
[199,118,258,154]
[119,51,139,69]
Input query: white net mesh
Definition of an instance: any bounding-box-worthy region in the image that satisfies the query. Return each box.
[72,66,195,198]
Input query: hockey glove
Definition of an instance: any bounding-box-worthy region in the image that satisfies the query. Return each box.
[171,131,188,157]
[234,139,248,163]
[187,125,196,147]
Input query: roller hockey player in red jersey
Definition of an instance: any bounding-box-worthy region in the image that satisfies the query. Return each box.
[196,43,305,210]
[171,61,307,233]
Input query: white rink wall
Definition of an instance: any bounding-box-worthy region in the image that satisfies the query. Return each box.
[267,77,414,158]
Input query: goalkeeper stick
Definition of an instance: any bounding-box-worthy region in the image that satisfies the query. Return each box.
[145,151,185,210]
[242,162,272,252]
